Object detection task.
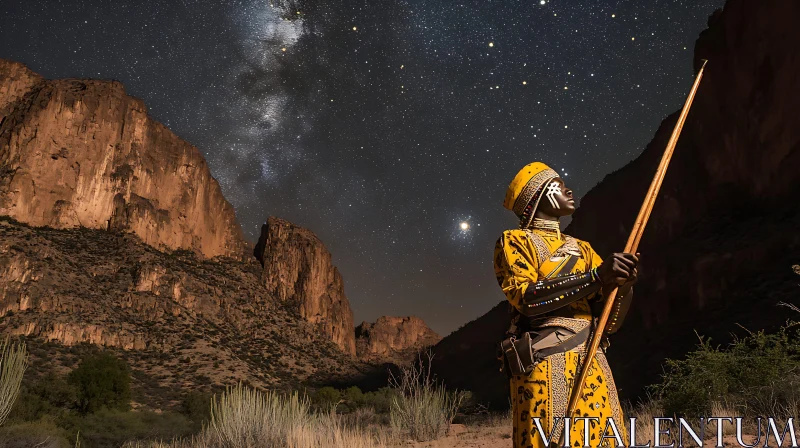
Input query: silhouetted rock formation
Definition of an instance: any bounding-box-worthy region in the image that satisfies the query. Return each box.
[355,316,441,365]
[433,0,800,405]
[431,302,510,409]
[255,217,357,356]
[0,59,245,259]
[567,0,800,399]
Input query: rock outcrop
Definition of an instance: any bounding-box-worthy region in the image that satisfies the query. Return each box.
[0,59,245,259]
[355,316,441,365]
[565,0,800,399]
[255,217,357,356]
[433,0,800,405]
[0,217,372,409]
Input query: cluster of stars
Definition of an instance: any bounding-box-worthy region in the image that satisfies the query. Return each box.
[0,0,725,334]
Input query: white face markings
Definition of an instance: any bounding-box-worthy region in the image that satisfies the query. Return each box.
[545,181,562,209]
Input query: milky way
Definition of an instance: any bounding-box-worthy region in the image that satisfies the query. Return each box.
[1,0,724,334]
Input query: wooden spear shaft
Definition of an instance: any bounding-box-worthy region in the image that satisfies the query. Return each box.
[553,59,708,448]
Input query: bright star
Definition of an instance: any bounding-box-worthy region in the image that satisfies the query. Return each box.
[460,222,470,231]
[488,42,494,47]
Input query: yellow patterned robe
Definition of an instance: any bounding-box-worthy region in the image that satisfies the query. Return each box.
[494,228,627,448]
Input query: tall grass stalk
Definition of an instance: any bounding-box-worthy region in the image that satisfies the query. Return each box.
[389,351,467,442]
[206,383,385,448]
[209,383,311,447]
[0,336,27,426]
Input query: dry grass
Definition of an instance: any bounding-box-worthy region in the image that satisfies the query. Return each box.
[124,383,388,448]
[625,396,672,446]
[388,352,468,442]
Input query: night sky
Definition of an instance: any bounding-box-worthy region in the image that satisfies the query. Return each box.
[1,0,724,336]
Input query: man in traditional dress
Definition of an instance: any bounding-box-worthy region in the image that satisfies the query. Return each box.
[495,161,639,448]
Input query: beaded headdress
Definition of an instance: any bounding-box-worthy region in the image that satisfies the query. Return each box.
[503,162,559,229]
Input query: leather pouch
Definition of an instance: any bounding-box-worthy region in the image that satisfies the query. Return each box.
[500,326,589,376]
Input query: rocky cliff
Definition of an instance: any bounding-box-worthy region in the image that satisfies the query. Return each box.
[0,59,245,259]
[566,0,800,399]
[355,316,441,365]
[0,60,367,358]
[255,217,357,356]
[433,0,800,405]
[0,217,373,408]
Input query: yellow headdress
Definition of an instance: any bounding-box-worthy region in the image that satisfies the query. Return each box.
[503,161,559,228]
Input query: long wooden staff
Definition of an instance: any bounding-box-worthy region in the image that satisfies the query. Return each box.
[553,59,708,448]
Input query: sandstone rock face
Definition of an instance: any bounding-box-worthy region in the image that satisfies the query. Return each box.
[0,59,245,259]
[0,218,370,408]
[565,0,800,398]
[355,316,441,365]
[255,217,357,356]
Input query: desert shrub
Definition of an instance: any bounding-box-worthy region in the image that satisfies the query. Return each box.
[650,322,800,418]
[68,351,131,414]
[388,352,468,442]
[9,372,76,422]
[0,420,71,448]
[64,409,194,448]
[311,386,341,410]
[0,337,28,426]
[362,387,399,414]
[342,385,364,408]
[181,390,213,429]
[205,382,386,448]
[209,383,312,446]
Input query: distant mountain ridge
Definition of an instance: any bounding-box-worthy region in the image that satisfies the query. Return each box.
[355,316,441,365]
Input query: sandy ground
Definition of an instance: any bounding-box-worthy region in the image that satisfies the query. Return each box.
[406,424,512,448]
[403,425,781,448]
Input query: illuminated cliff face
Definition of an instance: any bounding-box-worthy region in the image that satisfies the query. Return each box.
[255,217,357,356]
[355,316,441,365]
[0,60,365,357]
[0,59,245,259]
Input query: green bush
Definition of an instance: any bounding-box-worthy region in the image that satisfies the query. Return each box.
[9,372,76,422]
[361,387,399,414]
[342,386,364,407]
[650,323,800,418]
[64,409,194,448]
[0,420,72,448]
[67,352,131,414]
[180,390,212,429]
[312,386,341,410]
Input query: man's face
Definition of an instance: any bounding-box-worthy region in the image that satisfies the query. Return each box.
[537,177,575,217]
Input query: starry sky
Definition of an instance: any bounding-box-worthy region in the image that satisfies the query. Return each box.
[1,0,724,336]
